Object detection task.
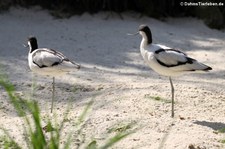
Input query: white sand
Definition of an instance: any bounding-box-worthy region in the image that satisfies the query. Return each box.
[0,7,225,149]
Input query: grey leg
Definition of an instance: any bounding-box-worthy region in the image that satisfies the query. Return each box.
[169,77,175,118]
[51,77,55,113]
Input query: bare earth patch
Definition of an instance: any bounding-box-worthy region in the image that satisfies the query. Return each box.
[0,7,225,149]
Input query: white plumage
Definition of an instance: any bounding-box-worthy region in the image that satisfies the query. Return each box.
[137,25,212,117]
[141,43,211,76]
[27,36,80,113]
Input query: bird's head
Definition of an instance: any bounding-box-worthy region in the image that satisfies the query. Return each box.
[26,36,38,52]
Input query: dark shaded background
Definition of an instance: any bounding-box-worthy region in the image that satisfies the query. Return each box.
[0,0,224,29]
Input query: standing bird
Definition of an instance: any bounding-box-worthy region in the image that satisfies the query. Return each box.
[134,25,212,117]
[27,36,80,113]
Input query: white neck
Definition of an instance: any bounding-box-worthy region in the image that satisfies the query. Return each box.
[140,32,150,55]
[28,42,32,53]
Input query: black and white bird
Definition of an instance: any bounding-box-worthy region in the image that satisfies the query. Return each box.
[27,36,80,113]
[135,25,212,117]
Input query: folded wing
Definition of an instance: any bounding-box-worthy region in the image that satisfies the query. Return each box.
[32,49,64,68]
[154,49,211,71]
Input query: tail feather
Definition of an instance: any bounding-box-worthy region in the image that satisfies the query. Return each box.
[60,60,81,70]
[203,65,212,71]
[170,60,212,72]
[188,60,212,72]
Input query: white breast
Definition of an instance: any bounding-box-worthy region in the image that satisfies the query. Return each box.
[140,44,187,76]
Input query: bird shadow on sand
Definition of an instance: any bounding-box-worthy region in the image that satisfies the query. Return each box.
[193,120,225,131]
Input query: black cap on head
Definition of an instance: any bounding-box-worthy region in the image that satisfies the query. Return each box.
[28,36,37,42]
[28,36,38,52]
[138,24,152,44]
[139,25,150,33]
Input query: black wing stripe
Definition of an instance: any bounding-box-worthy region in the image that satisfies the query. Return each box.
[155,48,186,55]
[51,62,61,66]
[33,61,47,68]
[155,48,193,67]
[155,49,165,54]
[33,61,62,68]
[156,57,195,67]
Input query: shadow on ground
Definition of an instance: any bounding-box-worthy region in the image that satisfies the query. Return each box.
[194,120,225,131]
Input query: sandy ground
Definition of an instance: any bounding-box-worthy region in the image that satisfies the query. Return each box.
[0,7,225,149]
